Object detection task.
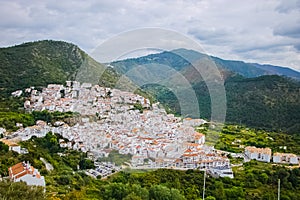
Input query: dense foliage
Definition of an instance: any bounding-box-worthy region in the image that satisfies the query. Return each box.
[0,109,78,132]
[0,40,84,95]
[69,164,300,200]
[99,165,300,200]
[0,180,45,200]
[225,75,300,134]
[0,111,35,131]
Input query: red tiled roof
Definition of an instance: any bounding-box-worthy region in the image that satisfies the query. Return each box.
[9,162,43,181]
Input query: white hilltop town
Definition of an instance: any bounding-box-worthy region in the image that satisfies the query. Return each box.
[4,81,300,182]
[6,81,235,179]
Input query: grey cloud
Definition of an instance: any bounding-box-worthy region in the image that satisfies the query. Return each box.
[273,20,300,51]
[274,22,300,38]
[232,41,293,53]
[0,0,299,71]
[188,27,232,41]
[294,43,300,51]
[275,0,300,13]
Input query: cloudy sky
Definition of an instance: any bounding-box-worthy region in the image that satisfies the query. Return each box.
[1,0,300,71]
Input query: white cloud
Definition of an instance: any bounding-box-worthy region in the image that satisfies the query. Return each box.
[0,0,299,71]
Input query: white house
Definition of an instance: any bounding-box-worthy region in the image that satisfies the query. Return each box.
[245,146,272,162]
[273,153,299,165]
[9,161,45,187]
[0,128,6,135]
[11,90,23,97]
[194,132,205,144]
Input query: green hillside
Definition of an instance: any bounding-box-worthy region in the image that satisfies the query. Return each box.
[225,75,300,133]
[0,40,134,97]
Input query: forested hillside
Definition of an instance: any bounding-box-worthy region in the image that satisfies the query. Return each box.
[0,40,134,97]
[112,50,300,134]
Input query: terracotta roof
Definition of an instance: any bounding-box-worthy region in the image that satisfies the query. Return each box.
[183,153,198,157]
[245,146,272,155]
[185,149,193,153]
[9,162,43,181]
[9,162,25,177]
[186,143,200,147]
[273,152,297,157]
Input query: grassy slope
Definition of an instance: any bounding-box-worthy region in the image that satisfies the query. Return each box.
[0,40,136,97]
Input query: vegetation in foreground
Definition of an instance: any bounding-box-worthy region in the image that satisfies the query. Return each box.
[0,125,300,199]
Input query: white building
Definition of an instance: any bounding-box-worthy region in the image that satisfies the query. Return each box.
[11,90,23,97]
[245,146,272,163]
[273,153,299,165]
[9,161,45,187]
[0,128,6,135]
[194,132,205,144]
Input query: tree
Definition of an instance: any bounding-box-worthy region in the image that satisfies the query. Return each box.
[124,192,143,200]
[0,141,9,153]
[103,183,129,200]
[149,185,171,200]
[79,158,95,170]
[0,180,45,200]
[205,196,216,200]
[170,188,186,200]
[259,173,269,184]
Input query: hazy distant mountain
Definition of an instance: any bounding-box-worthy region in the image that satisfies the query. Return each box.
[112,48,300,80]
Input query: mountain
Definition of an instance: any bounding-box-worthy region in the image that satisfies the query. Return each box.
[111,49,300,134]
[0,40,135,97]
[112,48,300,80]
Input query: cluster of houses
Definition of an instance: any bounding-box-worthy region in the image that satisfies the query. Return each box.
[24,81,150,115]
[1,81,236,179]
[244,146,300,165]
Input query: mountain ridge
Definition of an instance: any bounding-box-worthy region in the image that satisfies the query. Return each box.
[174,48,300,79]
[112,48,300,79]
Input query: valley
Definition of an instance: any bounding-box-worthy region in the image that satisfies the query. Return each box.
[0,40,299,200]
